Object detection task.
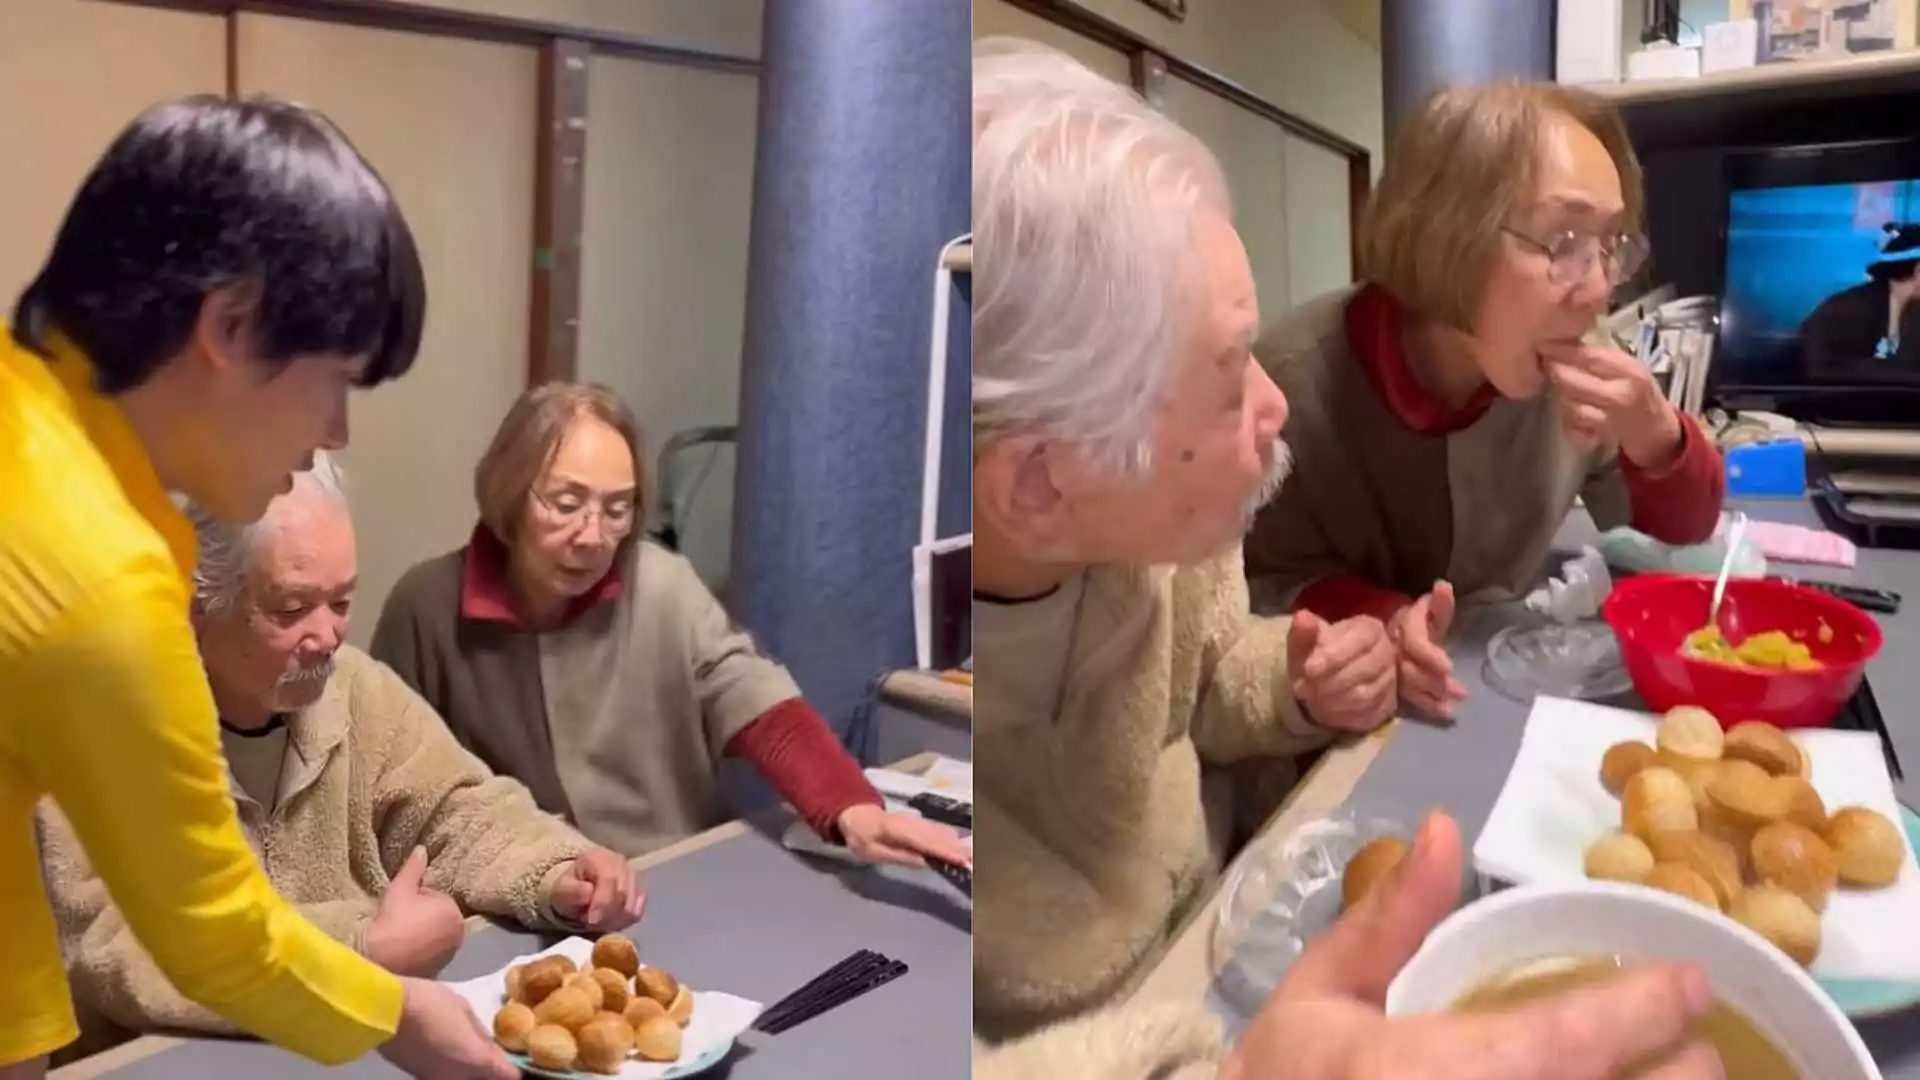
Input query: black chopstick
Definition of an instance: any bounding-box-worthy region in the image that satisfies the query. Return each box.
[759,960,909,1035]
[1847,678,1903,783]
[754,952,888,1031]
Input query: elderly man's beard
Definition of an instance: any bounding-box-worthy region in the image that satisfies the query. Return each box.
[1242,437,1293,527]
[267,655,336,711]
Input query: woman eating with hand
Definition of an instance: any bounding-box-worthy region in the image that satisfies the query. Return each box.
[1244,82,1724,720]
[372,383,970,869]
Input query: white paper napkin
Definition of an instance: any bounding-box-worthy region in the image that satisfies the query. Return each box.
[1473,696,1920,982]
[445,937,763,1079]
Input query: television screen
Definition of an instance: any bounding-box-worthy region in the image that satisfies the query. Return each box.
[1720,174,1920,394]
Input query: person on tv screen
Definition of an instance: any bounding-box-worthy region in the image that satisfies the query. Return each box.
[1799,222,1920,379]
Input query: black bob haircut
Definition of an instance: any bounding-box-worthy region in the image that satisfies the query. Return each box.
[11,94,425,395]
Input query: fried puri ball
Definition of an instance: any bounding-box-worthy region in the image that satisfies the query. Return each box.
[1584,832,1655,884]
[592,934,641,979]
[635,966,681,1007]
[1775,777,1828,832]
[493,1001,538,1053]
[577,1014,637,1075]
[550,955,578,976]
[533,985,596,1032]
[624,996,668,1027]
[1644,862,1722,911]
[589,967,631,1013]
[1662,758,1723,812]
[1622,767,1698,844]
[1341,836,1410,913]
[1732,886,1822,967]
[527,1024,580,1071]
[667,984,694,1026]
[1657,706,1725,763]
[1600,742,1659,795]
[1824,806,1905,888]
[1706,759,1788,831]
[1648,831,1743,909]
[1751,822,1838,912]
[634,1015,684,1062]
[503,963,527,1004]
[520,959,568,1007]
[1724,721,1799,776]
[564,971,606,1012]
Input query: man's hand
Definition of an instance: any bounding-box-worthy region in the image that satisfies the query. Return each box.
[837,804,972,869]
[364,847,466,978]
[549,849,647,933]
[1223,814,1722,1080]
[1543,343,1683,467]
[1387,581,1466,720]
[1287,611,1395,733]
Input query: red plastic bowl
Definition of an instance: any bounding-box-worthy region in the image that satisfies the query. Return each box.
[1600,574,1883,730]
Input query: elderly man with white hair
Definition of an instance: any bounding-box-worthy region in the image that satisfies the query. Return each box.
[971,39,1726,1080]
[35,454,644,1049]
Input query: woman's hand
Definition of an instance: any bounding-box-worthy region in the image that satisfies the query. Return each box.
[1542,343,1683,467]
[837,804,972,869]
[1387,581,1466,720]
[1222,814,1721,1080]
[1288,611,1396,732]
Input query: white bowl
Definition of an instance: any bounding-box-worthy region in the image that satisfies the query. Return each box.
[1386,882,1881,1080]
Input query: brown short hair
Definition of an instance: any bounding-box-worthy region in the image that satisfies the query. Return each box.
[1358,82,1644,331]
[474,381,648,551]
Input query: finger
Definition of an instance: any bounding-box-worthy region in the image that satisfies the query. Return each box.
[585,872,618,927]
[1306,636,1395,701]
[894,818,972,867]
[1426,581,1456,640]
[1279,812,1464,1004]
[549,877,590,916]
[1466,964,1714,1080]
[1286,610,1324,680]
[392,846,429,892]
[626,882,649,921]
[1300,620,1385,681]
[1545,361,1626,408]
[483,1041,521,1080]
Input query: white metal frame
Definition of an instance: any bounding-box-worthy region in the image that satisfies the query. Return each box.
[914,233,973,670]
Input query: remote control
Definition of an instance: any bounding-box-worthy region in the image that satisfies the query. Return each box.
[908,792,973,830]
[1775,576,1902,614]
[928,856,972,897]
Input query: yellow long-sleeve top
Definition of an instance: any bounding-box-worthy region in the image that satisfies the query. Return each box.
[0,331,403,1065]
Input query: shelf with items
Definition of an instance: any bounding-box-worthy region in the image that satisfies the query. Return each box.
[1589,46,1920,105]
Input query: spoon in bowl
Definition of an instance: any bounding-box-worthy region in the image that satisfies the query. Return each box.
[1708,511,1749,635]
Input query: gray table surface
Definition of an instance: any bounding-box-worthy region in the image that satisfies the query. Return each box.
[84,821,972,1079]
[1343,498,1920,1072]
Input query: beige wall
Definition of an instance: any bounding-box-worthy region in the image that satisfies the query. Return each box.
[235,14,538,646]
[972,0,1374,312]
[0,0,226,309]
[406,0,763,57]
[578,57,759,591]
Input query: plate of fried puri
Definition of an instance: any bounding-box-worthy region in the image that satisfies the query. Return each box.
[1473,696,1920,1015]
[447,934,763,1078]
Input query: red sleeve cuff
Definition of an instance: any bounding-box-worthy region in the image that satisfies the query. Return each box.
[1622,411,1726,545]
[724,698,883,837]
[1294,574,1412,624]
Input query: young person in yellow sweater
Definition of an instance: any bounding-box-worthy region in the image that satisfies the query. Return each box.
[968,39,1722,1080]
[0,97,511,1078]
[38,453,645,1056]
[1244,83,1725,721]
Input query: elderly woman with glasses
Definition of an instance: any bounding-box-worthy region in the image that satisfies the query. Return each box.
[1243,82,1724,721]
[370,383,969,869]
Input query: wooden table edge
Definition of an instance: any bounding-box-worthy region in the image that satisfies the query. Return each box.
[50,753,951,1079]
[1126,720,1397,1008]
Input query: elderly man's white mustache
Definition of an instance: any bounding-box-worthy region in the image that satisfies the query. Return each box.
[1244,438,1293,523]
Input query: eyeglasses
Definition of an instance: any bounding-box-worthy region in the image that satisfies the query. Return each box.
[530,487,636,538]
[1503,227,1649,287]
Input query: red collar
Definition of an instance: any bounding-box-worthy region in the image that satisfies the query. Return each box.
[1346,283,1501,436]
[458,523,624,629]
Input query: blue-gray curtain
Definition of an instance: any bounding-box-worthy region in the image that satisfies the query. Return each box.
[728,0,971,789]
[1382,0,1554,137]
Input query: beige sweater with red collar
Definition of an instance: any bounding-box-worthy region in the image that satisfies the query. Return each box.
[974,546,1329,1056]
[36,647,593,1048]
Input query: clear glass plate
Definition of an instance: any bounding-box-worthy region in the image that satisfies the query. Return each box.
[1483,620,1633,703]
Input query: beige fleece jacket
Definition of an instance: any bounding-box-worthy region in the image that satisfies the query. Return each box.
[974,546,1329,1053]
[36,646,595,1042]
[974,999,1227,1080]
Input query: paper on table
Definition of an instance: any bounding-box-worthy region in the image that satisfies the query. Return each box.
[1473,696,1920,982]
[864,755,972,804]
[445,937,763,1079]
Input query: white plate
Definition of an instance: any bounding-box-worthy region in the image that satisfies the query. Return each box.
[1472,697,1920,984]
[446,938,763,1079]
